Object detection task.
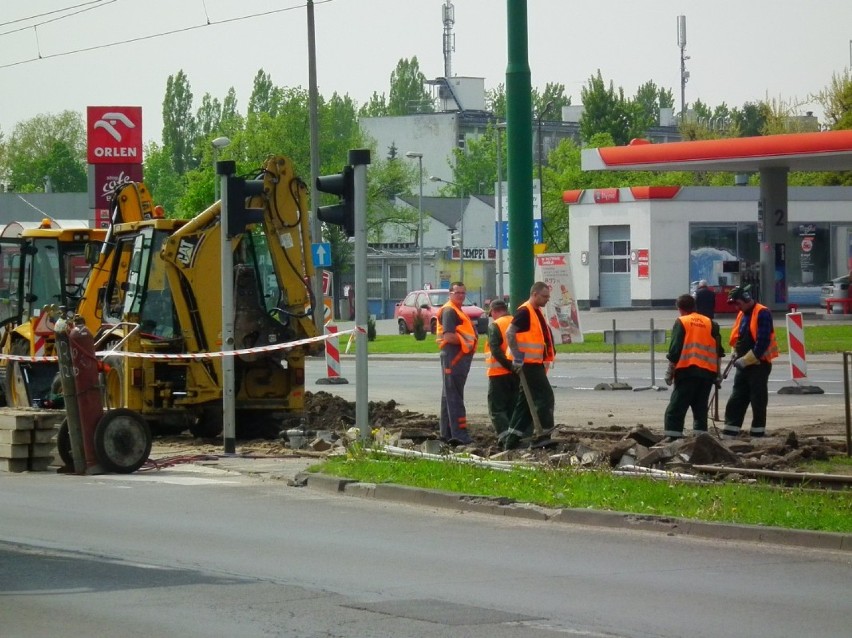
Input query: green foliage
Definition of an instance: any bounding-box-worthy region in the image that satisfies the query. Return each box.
[365,156,419,243]
[579,70,651,145]
[162,70,197,175]
[367,316,377,341]
[413,310,427,340]
[387,57,433,115]
[1,111,86,192]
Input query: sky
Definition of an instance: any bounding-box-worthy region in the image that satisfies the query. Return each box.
[1,0,851,145]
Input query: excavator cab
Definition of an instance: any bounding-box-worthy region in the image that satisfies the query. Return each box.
[0,221,105,407]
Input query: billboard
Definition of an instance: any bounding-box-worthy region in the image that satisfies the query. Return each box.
[87,106,143,164]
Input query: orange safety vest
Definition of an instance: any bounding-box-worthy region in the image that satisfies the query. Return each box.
[729,302,779,362]
[436,302,478,354]
[514,301,555,364]
[675,313,719,373]
[484,315,513,377]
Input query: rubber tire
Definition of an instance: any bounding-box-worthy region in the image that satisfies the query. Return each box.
[94,409,152,474]
[430,318,438,334]
[57,419,73,468]
[397,319,409,335]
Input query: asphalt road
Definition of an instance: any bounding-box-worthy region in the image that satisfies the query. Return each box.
[2,470,851,637]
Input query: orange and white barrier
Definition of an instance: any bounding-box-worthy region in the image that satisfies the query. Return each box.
[317,323,349,385]
[779,311,823,395]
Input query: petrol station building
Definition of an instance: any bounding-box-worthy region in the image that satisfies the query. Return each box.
[569,130,852,311]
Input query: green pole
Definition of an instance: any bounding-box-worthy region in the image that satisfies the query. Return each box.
[505,0,534,310]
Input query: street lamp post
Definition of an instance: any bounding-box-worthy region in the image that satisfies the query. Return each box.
[430,176,465,280]
[212,136,231,202]
[536,100,553,234]
[495,122,506,299]
[405,151,424,288]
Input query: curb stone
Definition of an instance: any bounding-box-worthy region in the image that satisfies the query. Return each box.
[294,472,851,552]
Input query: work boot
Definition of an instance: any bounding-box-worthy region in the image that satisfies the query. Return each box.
[501,433,521,451]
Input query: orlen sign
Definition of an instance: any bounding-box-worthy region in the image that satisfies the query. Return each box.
[87,106,142,164]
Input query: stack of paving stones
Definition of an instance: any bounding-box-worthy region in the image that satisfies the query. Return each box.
[0,409,64,472]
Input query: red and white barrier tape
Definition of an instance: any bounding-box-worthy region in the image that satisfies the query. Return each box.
[0,327,362,363]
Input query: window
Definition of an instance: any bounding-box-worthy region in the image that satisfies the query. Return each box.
[599,238,630,274]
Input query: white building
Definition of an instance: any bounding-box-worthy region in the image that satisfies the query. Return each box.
[565,185,852,309]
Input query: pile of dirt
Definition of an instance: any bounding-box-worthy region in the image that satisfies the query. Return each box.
[149,392,849,480]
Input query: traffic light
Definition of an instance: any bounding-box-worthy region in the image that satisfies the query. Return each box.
[316,165,355,237]
[450,228,460,248]
[226,176,265,237]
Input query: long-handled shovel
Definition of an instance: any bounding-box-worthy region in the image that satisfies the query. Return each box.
[518,368,555,445]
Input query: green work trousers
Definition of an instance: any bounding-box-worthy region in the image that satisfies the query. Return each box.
[488,373,519,437]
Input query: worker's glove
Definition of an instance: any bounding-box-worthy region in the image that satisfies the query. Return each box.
[734,350,759,370]
[664,362,676,386]
[512,359,524,374]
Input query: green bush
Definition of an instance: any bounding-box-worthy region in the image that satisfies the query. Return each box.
[367,316,376,341]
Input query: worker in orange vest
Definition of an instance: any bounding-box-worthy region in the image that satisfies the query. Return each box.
[723,286,778,439]
[502,281,556,451]
[483,299,518,439]
[436,281,478,445]
[662,294,724,441]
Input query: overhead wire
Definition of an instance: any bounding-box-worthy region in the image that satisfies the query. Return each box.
[0,0,116,37]
[0,0,335,70]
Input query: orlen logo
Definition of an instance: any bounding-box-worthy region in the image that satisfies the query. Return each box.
[87,106,142,164]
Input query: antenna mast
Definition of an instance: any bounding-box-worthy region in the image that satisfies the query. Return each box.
[677,15,689,123]
[442,0,455,78]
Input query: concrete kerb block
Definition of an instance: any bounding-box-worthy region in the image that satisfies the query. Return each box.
[298,473,356,493]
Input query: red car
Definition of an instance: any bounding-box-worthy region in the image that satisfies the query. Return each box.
[394,289,487,335]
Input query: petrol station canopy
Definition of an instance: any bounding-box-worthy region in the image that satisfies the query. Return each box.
[581,130,852,173]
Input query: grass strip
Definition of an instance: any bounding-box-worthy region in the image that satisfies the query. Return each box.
[361,325,852,355]
[316,453,852,533]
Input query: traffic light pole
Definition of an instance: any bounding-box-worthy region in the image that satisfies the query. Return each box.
[349,149,372,443]
[218,161,237,455]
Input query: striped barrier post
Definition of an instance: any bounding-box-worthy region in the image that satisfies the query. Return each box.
[779,311,823,394]
[317,323,349,385]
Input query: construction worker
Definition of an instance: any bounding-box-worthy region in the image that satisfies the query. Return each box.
[436,281,478,445]
[723,285,778,439]
[663,294,724,440]
[483,299,518,439]
[502,281,556,451]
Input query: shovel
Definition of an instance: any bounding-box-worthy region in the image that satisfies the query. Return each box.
[518,367,554,442]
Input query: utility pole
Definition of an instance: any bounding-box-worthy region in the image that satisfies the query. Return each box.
[307,0,324,335]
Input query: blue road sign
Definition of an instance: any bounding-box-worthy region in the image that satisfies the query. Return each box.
[312,242,332,267]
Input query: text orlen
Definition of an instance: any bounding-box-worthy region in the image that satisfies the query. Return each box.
[93,147,139,159]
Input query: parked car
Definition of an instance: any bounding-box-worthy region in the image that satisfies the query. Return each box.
[820,275,850,308]
[394,289,487,335]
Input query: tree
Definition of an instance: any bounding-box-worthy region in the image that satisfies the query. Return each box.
[730,102,770,137]
[365,156,418,243]
[533,82,571,118]
[815,69,852,130]
[485,83,506,119]
[579,70,642,146]
[247,70,283,118]
[162,70,197,175]
[358,91,389,117]
[2,111,86,192]
[387,57,434,115]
